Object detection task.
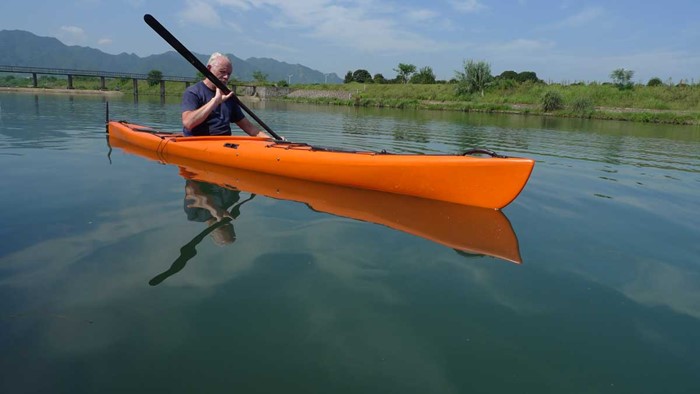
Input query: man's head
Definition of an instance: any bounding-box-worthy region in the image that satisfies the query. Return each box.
[211,222,236,246]
[207,52,233,84]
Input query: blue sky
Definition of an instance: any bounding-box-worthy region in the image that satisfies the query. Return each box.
[1,0,698,83]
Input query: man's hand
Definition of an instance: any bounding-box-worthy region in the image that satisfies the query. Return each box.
[212,88,232,105]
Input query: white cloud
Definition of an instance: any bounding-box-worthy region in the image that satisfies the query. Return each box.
[449,0,486,13]
[216,0,255,10]
[489,38,556,53]
[97,38,113,46]
[60,25,84,35]
[549,7,604,30]
[244,38,299,54]
[622,258,700,319]
[178,0,224,27]
[405,9,439,23]
[274,1,447,53]
[57,25,87,45]
[183,0,450,55]
[125,0,145,7]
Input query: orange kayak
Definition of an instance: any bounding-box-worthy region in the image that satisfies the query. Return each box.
[107,120,534,209]
[109,136,524,263]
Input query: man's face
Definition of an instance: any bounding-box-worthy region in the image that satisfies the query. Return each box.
[209,60,232,83]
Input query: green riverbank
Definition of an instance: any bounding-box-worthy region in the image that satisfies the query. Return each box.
[286,82,700,125]
[3,79,699,125]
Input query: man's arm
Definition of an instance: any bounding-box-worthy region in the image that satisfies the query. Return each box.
[235,117,272,138]
[182,88,232,130]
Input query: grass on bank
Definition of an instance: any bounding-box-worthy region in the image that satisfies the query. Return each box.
[3,75,699,125]
[291,81,700,125]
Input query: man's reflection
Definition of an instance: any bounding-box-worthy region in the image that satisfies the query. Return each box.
[184,180,241,246]
[149,179,255,286]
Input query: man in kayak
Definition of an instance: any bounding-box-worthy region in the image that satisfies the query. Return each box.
[181,52,272,138]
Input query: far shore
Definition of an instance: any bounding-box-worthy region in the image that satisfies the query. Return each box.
[0,87,124,96]
[3,85,697,125]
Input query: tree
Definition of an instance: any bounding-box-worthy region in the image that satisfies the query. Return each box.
[147,69,162,86]
[410,66,436,84]
[647,77,663,87]
[373,73,387,84]
[497,70,519,81]
[352,69,373,83]
[252,70,268,84]
[455,60,492,97]
[344,71,354,83]
[517,71,541,83]
[610,68,634,90]
[393,63,416,84]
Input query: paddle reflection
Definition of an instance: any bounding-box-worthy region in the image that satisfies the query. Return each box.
[148,180,255,286]
[109,137,524,273]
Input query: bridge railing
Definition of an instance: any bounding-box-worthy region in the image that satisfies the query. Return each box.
[0,65,198,82]
[0,65,263,98]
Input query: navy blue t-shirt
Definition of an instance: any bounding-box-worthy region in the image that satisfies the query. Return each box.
[181,81,245,136]
[183,180,241,222]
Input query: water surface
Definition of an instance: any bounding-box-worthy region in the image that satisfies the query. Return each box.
[1,92,699,393]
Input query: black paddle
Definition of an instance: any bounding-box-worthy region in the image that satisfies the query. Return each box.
[143,14,282,141]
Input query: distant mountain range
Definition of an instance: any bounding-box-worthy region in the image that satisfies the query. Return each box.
[0,29,342,84]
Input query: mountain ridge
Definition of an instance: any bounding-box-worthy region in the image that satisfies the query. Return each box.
[0,29,342,84]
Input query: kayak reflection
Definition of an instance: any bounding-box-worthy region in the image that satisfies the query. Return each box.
[109,138,523,265]
[148,182,255,286]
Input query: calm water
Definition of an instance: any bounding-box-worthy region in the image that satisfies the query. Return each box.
[1,92,699,393]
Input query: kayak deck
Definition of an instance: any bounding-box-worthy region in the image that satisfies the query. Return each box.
[107,120,534,209]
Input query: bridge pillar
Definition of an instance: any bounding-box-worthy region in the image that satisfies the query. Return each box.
[160,80,166,99]
[133,78,138,97]
[100,76,106,90]
[67,75,74,89]
[32,73,38,87]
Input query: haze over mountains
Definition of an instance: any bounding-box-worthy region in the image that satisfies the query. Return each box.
[0,29,342,84]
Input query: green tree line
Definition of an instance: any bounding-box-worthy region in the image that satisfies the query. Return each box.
[341,60,696,100]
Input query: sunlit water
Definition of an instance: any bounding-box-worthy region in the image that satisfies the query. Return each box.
[1,92,699,393]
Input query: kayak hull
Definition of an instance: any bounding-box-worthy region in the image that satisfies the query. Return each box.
[107,121,534,209]
[109,136,523,263]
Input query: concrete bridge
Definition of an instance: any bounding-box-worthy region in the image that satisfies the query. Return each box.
[0,65,258,98]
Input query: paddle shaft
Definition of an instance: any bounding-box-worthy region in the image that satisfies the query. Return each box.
[143,14,282,140]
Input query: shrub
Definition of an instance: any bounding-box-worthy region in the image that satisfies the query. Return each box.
[570,97,595,115]
[541,90,564,111]
[455,60,492,97]
[492,78,517,91]
[647,77,663,87]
